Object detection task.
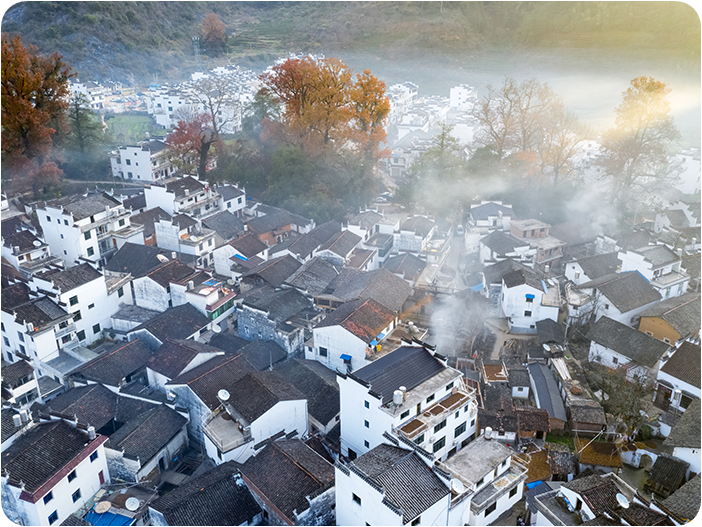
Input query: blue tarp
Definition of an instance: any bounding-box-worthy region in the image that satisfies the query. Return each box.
[471,283,485,292]
[376,332,385,340]
[233,253,248,261]
[340,354,352,361]
[85,511,134,526]
[370,340,377,346]
[526,480,543,490]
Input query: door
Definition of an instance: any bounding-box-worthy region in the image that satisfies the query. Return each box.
[98,470,105,485]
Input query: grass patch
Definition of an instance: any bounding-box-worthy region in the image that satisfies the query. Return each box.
[545,434,575,451]
[105,113,165,145]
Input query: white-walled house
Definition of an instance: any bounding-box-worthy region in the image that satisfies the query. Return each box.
[216,184,247,217]
[153,215,216,268]
[1,229,63,278]
[335,442,451,526]
[29,264,132,346]
[662,399,701,478]
[1,420,109,527]
[306,298,397,373]
[212,232,268,279]
[619,245,690,299]
[201,371,308,465]
[654,339,701,424]
[501,268,559,333]
[564,252,621,286]
[144,175,222,220]
[587,316,670,382]
[338,345,478,462]
[37,192,143,268]
[110,140,175,183]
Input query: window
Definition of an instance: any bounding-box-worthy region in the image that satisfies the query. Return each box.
[426,394,435,404]
[455,422,467,437]
[446,381,454,391]
[126,159,131,165]
[69,295,79,306]
[414,433,424,445]
[227,202,232,208]
[526,297,533,303]
[90,451,99,462]
[128,172,133,178]
[318,346,327,357]
[84,231,92,240]
[118,287,124,298]
[19,344,25,353]
[476,477,484,487]
[88,303,95,309]
[364,401,370,409]
[208,239,213,246]
[87,247,94,257]
[43,491,54,504]
[664,337,671,344]
[604,303,610,310]
[3,337,9,347]
[0,322,3,332]
[524,310,532,317]
[364,440,369,448]
[46,215,51,222]
[434,419,446,433]
[48,511,59,525]
[364,420,369,428]
[92,323,101,335]
[612,357,618,365]
[238,197,243,204]
[470,418,475,427]
[77,330,86,341]
[119,219,125,227]
[68,470,77,482]
[17,331,24,342]
[509,487,518,498]
[352,493,362,505]
[432,436,446,452]
[411,517,421,526]
[401,410,410,419]
[72,489,81,503]
[455,411,459,419]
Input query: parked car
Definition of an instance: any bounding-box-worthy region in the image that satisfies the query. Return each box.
[456,225,464,236]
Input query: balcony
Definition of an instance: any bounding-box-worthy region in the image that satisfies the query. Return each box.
[203,407,253,454]
[469,462,528,514]
[55,323,76,339]
[79,208,130,233]
[396,387,477,442]
[19,254,63,272]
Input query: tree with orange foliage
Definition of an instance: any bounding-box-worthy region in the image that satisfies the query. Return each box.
[258,56,389,161]
[201,13,226,55]
[166,112,214,177]
[1,34,73,197]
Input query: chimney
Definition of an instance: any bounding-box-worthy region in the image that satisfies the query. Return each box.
[187,280,194,290]
[87,426,96,440]
[676,248,683,257]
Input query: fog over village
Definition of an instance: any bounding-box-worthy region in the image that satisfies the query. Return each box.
[1,2,701,526]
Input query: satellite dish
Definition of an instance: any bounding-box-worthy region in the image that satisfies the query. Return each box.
[156,254,169,263]
[125,497,140,511]
[217,389,230,402]
[212,325,222,333]
[451,479,465,494]
[95,502,112,514]
[33,240,42,247]
[190,236,198,242]
[615,493,630,509]
[543,344,551,352]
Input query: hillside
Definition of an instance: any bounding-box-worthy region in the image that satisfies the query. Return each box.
[2,1,699,84]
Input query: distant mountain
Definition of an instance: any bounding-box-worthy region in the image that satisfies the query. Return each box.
[2,1,698,85]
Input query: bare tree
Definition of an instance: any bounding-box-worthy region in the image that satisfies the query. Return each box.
[187,75,240,141]
[536,101,589,186]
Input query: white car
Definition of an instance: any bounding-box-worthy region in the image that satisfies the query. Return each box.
[456,225,464,236]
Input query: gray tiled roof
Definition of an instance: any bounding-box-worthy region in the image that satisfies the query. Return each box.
[2,420,99,493]
[237,339,287,371]
[241,285,311,324]
[1,281,32,312]
[663,399,701,450]
[478,384,518,434]
[42,192,122,221]
[167,353,257,409]
[147,339,223,379]
[586,316,670,368]
[70,340,154,387]
[661,473,701,521]
[149,461,261,526]
[106,404,187,463]
[503,268,545,291]
[319,267,411,313]
[470,202,514,221]
[203,211,245,242]
[633,245,681,268]
[527,362,567,421]
[132,303,209,343]
[352,444,449,524]
[274,359,340,425]
[578,271,661,313]
[246,208,295,235]
[660,341,701,389]
[480,230,527,255]
[105,243,187,277]
[353,346,446,405]
[228,232,267,258]
[572,252,621,281]
[2,229,43,252]
[239,439,334,520]
[11,297,70,330]
[1,409,19,443]
[349,210,383,230]
[536,319,566,345]
[217,184,245,201]
[129,207,172,238]
[482,258,532,286]
[165,176,204,199]
[400,216,434,238]
[229,371,305,422]
[241,255,302,287]
[285,257,340,296]
[383,253,426,282]
[2,359,34,389]
[318,229,362,258]
[648,453,689,493]
[638,292,701,338]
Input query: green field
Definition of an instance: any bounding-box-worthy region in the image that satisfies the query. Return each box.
[104,113,167,146]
